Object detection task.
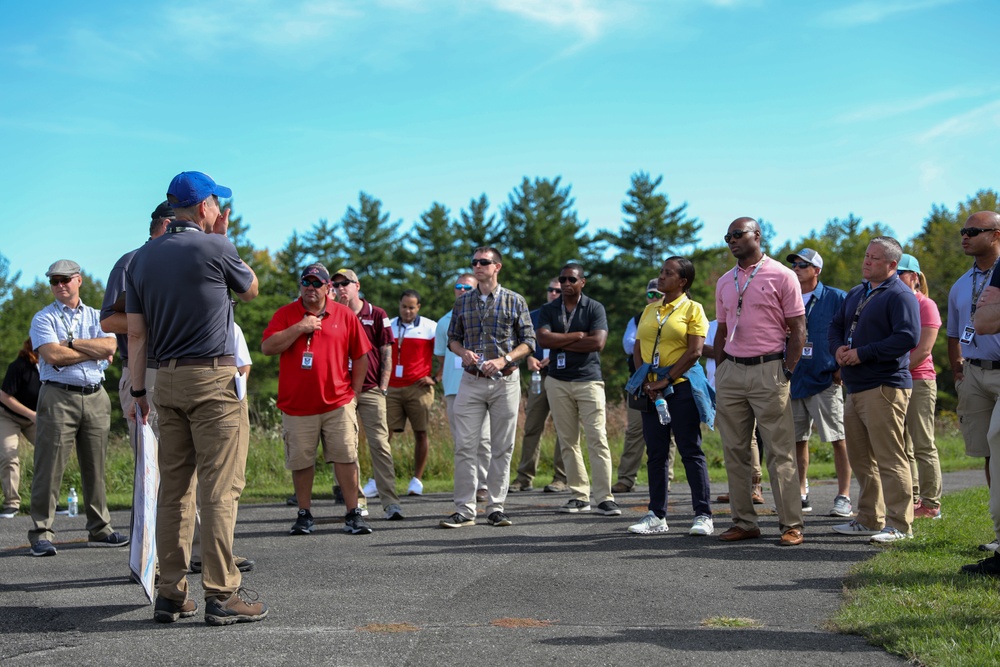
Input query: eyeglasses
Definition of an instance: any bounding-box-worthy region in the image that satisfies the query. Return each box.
[300,278,325,288]
[331,280,353,288]
[454,284,474,291]
[960,227,999,237]
[547,287,562,294]
[724,229,756,243]
[789,261,813,269]
[558,275,580,284]
[470,258,495,267]
[49,276,74,285]
[646,291,663,299]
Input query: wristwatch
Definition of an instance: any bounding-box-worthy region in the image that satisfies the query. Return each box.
[130,388,147,398]
[504,354,513,366]
[782,366,793,380]
[380,388,389,396]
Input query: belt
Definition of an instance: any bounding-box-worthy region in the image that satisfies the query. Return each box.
[726,352,784,366]
[969,359,1000,371]
[465,366,516,378]
[44,381,102,395]
[157,356,237,369]
[120,359,157,369]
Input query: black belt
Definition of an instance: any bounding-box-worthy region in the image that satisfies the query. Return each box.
[969,359,1000,371]
[156,356,236,369]
[726,352,784,366]
[43,381,102,395]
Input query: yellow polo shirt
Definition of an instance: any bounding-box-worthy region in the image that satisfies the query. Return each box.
[636,294,709,381]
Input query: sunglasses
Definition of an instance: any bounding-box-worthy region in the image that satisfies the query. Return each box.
[331,280,354,288]
[789,261,813,269]
[49,276,74,285]
[547,287,562,294]
[960,227,999,238]
[646,291,663,299]
[724,229,755,243]
[470,259,495,267]
[455,284,474,291]
[558,276,580,284]
[300,278,326,288]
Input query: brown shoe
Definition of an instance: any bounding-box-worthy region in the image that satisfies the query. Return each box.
[153,596,198,623]
[715,493,730,503]
[544,480,569,493]
[508,480,532,493]
[719,525,762,542]
[205,588,269,626]
[476,488,488,503]
[611,481,633,494]
[779,529,804,546]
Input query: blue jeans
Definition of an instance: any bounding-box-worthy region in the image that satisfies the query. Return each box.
[641,381,712,519]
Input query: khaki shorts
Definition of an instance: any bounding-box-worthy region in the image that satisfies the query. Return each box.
[386,383,434,432]
[282,400,359,470]
[792,383,846,443]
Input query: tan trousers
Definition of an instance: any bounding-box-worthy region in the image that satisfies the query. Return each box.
[845,385,913,533]
[514,378,565,485]
[356,389,400,508]
[904,379,941,507]
[715,359,802,532]
[445,395,490,490]
[154,363,248,602]
[0,409,33,510]
[546,377,614,505]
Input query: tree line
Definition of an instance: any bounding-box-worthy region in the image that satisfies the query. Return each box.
[0,174,995,431]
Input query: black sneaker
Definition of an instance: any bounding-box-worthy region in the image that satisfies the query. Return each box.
[153,596,198,623]
[333,485,345,504]
[962,553,1000,576]
[559,499,592,513]
[30,539,57,557]
[290,509,314,535]
[487,511,512,527]
[285,494,297,507]
[204,588,268,626]
[440,512,475,528]
[55,505,70,516]
[88,531,129,547]
[802,495,813,513]
[596,500,622,516]
[344,508,372,535]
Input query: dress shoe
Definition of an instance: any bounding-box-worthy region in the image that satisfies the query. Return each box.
[611,481,633,494]
[718,525,761,542]
[715,493,730,503]
[779,529,804,546]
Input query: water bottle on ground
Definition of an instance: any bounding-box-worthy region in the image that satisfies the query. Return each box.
[68,487,78,517]
[531,370,542,394]
[654,396,671,426]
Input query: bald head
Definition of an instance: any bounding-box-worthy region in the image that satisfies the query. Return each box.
[967,211,1000,229]
[726,216,763,266]
[732,217,760,233]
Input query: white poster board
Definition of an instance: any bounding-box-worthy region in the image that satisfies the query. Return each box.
[128,422,159,603]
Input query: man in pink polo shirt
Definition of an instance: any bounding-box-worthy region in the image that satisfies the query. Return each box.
[714,217,806,546]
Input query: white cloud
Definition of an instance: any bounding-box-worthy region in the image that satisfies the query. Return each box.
[919,99,1000,142]
[836,86,994,124]
[817,0,958,27]
[489,0,613,40]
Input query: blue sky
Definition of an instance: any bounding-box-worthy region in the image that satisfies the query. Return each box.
[2,0,997,287]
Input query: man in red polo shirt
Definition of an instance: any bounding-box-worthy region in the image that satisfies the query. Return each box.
[262,264,373,536]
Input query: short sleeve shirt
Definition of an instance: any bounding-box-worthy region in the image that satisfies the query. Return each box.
[388,315,437,388]
[538,294,609,382]
[354,300,394,391]
[30,300,115,385]
[100,248,138,360]
[1,356,41,414]
[635,295,709,383]
[911,291,941,381]
[716,256,804,357]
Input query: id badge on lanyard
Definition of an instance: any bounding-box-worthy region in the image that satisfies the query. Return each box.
[801,343,813,359]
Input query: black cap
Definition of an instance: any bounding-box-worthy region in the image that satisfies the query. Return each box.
[151,200,174,221]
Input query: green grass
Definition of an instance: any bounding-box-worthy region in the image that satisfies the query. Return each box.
[831,486,1000,666]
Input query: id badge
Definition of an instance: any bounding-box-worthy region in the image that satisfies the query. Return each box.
[395,364,404,378]
[962,326,976,345]
[652,352,660,368]
[348,359,353,371]
[801,344,813,359]
[301,351,314,370]
[556,352,566,369]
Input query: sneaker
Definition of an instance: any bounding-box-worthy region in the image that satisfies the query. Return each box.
[407,477,423,496]
[290,509,314,535]
[689,514,715,536]
[487,511,512,526]
[30,539,57,557]
[628,511,668,535]
[559,499,591,513]
[830,495,853,518]
[508,479,532,492]
[440,512,475,528]
[913,501,942,519]
[333,485,345,504]
[870,527,913,544]
[153,596,198,623]
[362,478,379,498]
[832,520,880,536]
[801,495,812,513]
[476,488,488,503]
[544,480,569,493]
[286,494,297,506]
[384,504,405,521]
[979,540,999,553]
[89,531,129,547]
[358,495,369,517]
[55,505,69,516]
[344,508,373,535]
[596,500,622,516]
[0,506,17,519]
[611,481,633,494]
[204,588,269,626]
[962,552,1000,576]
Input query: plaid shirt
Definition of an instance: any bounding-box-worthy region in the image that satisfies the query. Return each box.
[448,284,535,363]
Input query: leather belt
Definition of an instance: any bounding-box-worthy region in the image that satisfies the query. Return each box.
[465,366,516,378]
[726,352,784,366]
[44,381,102,395]
[969,358,1000,371]
[157,356,237,369]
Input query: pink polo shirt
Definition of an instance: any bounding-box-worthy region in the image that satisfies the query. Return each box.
[911,291,941,381]
[715,255,804,357]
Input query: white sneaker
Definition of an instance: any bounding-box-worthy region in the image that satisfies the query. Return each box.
[362,478,378,498]
[689,514,715,536]
[0,507,17,519]
[407,477,423,496]
[832,519,880,536]
[357,495,369,517]
[628,511,668,535]
[870,527,913,544]
[979,539,999,553]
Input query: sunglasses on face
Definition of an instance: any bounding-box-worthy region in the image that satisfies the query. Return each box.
[547,287,562,294]
[455,284,474,291]
[49,276,74,285]
[558,275,580,284]
[470,259,495,267]
[300,278,325,288]
[331,280,353,288]
[724,229,754,243]
[960,227,999,238]
[646,291,662,299]
[789,261,813,269]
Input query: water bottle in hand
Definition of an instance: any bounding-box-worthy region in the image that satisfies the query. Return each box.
[476,356,502,380]
[531,370,542,394]
[654,396,671,426]
[68,487,78,517]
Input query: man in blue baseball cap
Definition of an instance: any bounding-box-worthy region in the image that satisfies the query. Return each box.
[166,172,233,209]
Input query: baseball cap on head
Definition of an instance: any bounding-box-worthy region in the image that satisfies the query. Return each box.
[787,248,824,269]
[646,279,662,294]
[151,200,174,221]
[897,254,921,273]
[46,259,81,277]
[167,172,232,208]
[301,264,330,283]
[333,268,359,283]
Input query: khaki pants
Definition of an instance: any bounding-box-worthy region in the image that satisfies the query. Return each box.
[844,385,914,534]
[445,395,490,490]
[715,359,802,532]
[154,363,248,602]
[514,378,565,485]
[29,384,114,543]
[357,389,400,509]
[545,377,614,505]
[0,409,33,510]
[904,379,941,507]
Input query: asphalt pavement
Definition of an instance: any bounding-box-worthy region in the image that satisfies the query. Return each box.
[0,469,985,666]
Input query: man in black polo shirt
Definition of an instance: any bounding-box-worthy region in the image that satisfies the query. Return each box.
[538,262,620,517]
[127,171,266,626]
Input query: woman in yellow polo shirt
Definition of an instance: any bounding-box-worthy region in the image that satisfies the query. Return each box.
[629,256,714,536]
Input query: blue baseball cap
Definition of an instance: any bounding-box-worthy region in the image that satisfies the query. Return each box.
[897,254,921,273]
[166,171,232,208]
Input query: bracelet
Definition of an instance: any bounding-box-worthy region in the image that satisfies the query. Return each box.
[130,388,147,398]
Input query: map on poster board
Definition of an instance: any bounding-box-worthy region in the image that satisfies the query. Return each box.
[128,423,158,604]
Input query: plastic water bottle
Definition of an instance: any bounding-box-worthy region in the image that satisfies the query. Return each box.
[476,357,502,380]
[96,359,109,372]
[654,397,671,426]
[531,370,542,394]
[67,487,78,517]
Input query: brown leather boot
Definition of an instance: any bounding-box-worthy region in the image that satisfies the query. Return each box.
[751,474,765,505]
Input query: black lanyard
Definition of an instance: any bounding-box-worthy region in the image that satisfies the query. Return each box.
[847,283,888,347]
